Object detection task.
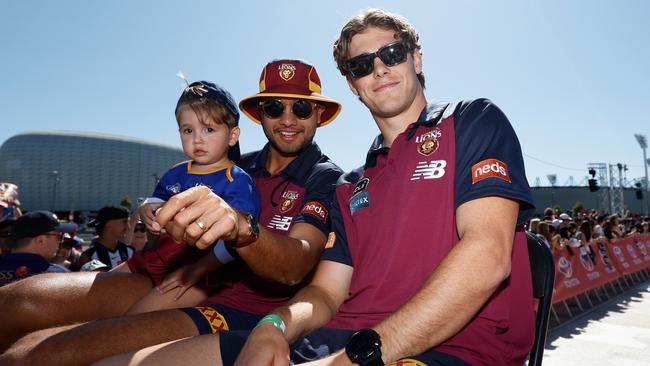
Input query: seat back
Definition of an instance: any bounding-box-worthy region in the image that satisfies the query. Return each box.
[526,231,555,366]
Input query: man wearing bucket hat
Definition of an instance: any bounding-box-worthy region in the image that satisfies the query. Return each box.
[0,60,345,365]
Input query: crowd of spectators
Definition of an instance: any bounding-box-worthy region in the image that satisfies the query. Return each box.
[528,206,650,253]
[0,182,149,286]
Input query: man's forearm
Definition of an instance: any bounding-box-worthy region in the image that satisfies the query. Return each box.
[274,283,341,344]
[375,235,512,362]
[236,224,324,285]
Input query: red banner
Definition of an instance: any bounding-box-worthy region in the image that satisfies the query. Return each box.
[605,236,650,275]
[552,241,620,303]
[551,235,650,304]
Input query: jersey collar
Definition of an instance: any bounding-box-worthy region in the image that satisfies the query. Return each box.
[364,102,449,169]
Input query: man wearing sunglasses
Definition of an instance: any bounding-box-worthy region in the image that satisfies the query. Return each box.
[0,211,77,287]
[215,9,534,366]
[0,60,346,366]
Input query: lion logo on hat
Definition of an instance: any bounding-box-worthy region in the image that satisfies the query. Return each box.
[278,64,296,81]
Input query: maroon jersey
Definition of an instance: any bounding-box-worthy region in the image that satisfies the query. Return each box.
[203,142,343,314]
[322,100,535,366]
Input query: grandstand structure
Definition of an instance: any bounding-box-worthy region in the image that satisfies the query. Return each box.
[0,131,186,212]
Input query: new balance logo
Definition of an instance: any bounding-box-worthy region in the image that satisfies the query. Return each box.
[267,215,293,231]
[411,160,447,180]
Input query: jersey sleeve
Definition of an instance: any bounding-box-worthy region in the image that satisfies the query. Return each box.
[294,164,343,237]
[319,186,353,267]
[453,99,535,225]
[152,169,173,201]
[221,170,261,219]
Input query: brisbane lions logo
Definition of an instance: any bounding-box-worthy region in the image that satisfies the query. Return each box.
[278,64,296,81]
[415,129,442,156]
[280,190,299,213]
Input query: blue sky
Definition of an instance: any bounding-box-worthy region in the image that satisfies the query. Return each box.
[1,0,649,188]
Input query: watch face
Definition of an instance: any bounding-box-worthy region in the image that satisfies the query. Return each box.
[346,329,381,363]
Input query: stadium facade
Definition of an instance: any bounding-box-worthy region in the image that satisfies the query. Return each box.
[1,131,646,216]
[0,131,186,212]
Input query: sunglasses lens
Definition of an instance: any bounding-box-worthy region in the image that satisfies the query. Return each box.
[345,55,374,78]
[378,43,408,66]
[134,227,146,233]
[292,100,313,119]
[345,42,409,78]
[261,99,285,119]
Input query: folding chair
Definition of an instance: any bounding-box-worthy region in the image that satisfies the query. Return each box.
[526,231,555,366]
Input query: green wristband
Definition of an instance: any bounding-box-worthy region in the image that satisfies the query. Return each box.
[256,314,286,334]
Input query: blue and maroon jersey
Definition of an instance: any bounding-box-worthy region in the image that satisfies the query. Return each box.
[203,142,343,314]
[322,99,535,366]
[153,161,260,218]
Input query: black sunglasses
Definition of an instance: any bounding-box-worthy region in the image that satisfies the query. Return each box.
[134,226,146,233]
[259,99,316,120]
[344,41,410,78]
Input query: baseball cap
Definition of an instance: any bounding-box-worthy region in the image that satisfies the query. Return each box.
[239,59,342,127]
[13,211,78,239]
[551,219,563,229]
[176,81,240,126]
[559,213,572,221]
[88,206,129,227]
[176,80,242,161]
[80,259,109,272]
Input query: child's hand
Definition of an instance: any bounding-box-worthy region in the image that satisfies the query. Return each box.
[139,202,163,233]
[157,264,205,301]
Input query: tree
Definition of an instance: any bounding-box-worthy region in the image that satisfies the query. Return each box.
[120,195,133,211]
[572,201,585,217]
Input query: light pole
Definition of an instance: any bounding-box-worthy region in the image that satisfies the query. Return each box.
[634,134,649,215]
[50,170,59,211]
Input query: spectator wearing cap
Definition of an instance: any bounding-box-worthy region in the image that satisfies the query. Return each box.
[79,206,134,270]
[51,232,84,271]
[0,211,77,286]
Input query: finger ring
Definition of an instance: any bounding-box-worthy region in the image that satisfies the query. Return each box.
[195,220,207,232]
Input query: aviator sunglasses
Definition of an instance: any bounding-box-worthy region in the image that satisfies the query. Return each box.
[344,41,410,78]
[259,99,317,120]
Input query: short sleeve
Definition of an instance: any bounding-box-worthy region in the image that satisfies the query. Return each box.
[453,99,535,224]
[152,170,173,201]
[221,171,261,219]
[294,164,343,237]
[319,187,353,266]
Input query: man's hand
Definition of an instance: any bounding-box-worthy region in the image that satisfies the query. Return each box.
[152,186,241,249]
[234,323,290,366]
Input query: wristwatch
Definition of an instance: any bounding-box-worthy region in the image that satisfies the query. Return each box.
[345,329,383,366]
[233,212,259,248]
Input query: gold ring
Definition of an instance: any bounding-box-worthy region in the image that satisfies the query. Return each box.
[195,220,207,232]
